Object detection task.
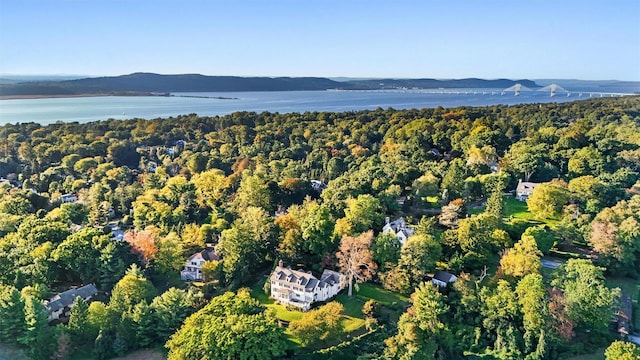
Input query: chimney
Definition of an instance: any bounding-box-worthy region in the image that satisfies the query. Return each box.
[278,259,283,268]
[385,216,390,225]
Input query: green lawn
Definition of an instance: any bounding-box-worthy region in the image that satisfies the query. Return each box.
[503,196,531,219]
[250,276,303,322]
[250,276,409,350]
[353,283,409,307]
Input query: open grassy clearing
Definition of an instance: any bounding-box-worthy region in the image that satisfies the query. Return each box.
[250,274,409,352]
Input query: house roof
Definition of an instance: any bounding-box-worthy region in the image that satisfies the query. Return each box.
[433,271,457,283]
[320,269,342,286]
[271,265,344,291]
[516,180,539,194]
[188,248,220,262]
[272,266,319,290]
[45,284,98,312]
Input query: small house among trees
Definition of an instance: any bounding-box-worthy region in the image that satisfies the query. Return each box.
[427,271,458,287]
[516,180,539,201]
[270,260,345,311]
[180,247,220,281]
[382,217,415,245]
[44,283,98,321]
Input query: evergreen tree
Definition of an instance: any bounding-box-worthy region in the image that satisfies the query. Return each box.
[67,296,91,345]
[0,284,26,345]
[20,295,57,360]
[131,302,156,348]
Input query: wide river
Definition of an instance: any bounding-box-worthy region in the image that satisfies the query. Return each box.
[0,89,630,125]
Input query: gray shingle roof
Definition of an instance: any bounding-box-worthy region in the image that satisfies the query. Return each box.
[44,284,98,312]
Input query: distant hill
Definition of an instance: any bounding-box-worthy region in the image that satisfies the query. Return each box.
[0,73,541,96]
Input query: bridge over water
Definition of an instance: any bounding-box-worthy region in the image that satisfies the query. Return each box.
[503,83,632,98]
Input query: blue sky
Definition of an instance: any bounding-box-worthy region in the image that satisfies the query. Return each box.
[1,0,639,80]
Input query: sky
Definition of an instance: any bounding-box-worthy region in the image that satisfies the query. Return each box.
[0,0,639,80]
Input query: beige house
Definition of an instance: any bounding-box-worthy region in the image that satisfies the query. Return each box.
[270,260,345,311]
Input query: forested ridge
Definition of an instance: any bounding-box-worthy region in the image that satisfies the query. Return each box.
[0,72,539,96]
[0,96,639,359]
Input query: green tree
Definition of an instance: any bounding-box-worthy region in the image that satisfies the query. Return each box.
[217,206,276,287]
[516,274,548,356]
[527,182,570,220]
[234,171,272,212]
[384,282,449,359]
[589,195,640,276]
[165,290,287,360]
[441,158,468,200]
[52,228,106,283]
[131,302,156,348]
[108,264,157,315]
[299,201,336,259]
[87,301,109,339]
[20,295,57,360]
[0,285,26,345]
[500,235,542,278]
[372,232,402,271]
[397,234,442,288]
[522,225,556,255]
[67,296,91,345]
[551,259,620,334]
[288,301,344,347]
[480,280,523,359]
[568,146,605,177]
[150,287,199,342]
[334,194,382,237]
[604,340,640,360]
[98,241,131,290]
[154,232,184,276]
[504,141,547,182]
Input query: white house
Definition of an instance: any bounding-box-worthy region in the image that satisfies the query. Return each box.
[516,180,539,201]
[180,247,220,281]
[59,193,78,203]
[311,180,327,191]
[429,271,458,287]
[270,260,346,311]
[44,284,98,321]
[382,217,415,245]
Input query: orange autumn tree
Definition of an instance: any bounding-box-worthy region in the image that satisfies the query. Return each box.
[336,230,377,297]
[124,227,160,266]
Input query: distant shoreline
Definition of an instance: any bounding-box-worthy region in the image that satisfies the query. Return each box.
[0,93,112,100]
[0,93,239,101]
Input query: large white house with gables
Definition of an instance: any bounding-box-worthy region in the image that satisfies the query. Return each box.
[270,260,346,311]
